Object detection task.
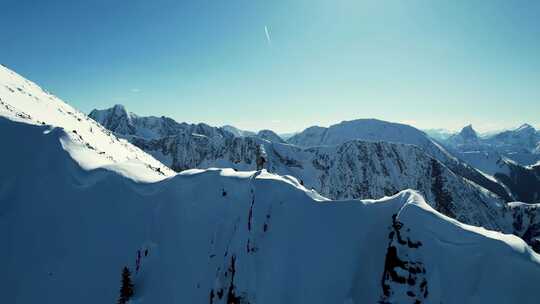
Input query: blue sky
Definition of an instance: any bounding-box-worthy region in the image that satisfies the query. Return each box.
[1,0,539,133]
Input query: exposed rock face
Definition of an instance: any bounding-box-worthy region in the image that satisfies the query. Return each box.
[90,105,235,141]
[257,129,286,144]
[447,124,479,146]
[494,160,540,204]
[506,202,540,252]
[287,119,512,201]
[380,215,428,304]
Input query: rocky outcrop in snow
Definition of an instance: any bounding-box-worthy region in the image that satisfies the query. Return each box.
[287,119,512,201]
[446,124,479,146]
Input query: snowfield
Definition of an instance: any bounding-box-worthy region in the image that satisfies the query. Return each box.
[1,65,540,303]
[0,65,174,182]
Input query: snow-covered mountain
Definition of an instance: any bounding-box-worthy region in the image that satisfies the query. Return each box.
[0,66,173,182]
[87,103,540,245]
[440,124,540,167]
[256,129,286,143]
[90,105,234,141]
[121,130,540,246]
[222,125,256,137]
[288,119,447,149]
[446,124,480,146]
[489,123,539,150]
[2,65,540,303]
[91,107,540,227]
[435,124,540,203]
[1,113,540,303]
[90,105,288,147]
[287,119,512,201]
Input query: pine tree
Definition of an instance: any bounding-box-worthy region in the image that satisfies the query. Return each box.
[118,266,134,304]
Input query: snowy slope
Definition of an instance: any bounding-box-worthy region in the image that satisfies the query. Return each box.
[288,119,512,201]
[437,124,540,203]
[288,119,438,148]
[0,66,173,182]
[1,116,540,303]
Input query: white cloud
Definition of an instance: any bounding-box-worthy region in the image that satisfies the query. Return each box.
[131,88,140,93]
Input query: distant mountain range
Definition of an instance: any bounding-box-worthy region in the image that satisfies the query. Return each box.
[443,124,540,164]
[432,124,540,203]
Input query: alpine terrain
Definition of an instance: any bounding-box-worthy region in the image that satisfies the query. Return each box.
[2,65,540,304]
[439,124,540,203]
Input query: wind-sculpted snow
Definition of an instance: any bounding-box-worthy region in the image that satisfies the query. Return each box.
[1,117,540,304]
[0,66,174,182]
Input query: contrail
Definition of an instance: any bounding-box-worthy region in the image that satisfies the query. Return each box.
[264,25,272,45]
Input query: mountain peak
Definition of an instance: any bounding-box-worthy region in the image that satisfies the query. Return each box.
[257,129,285,143]
[459,124,478,140]
[111,103,128,114]
[516,123,535,132]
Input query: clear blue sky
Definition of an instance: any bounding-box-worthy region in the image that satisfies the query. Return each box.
[2,0,539,133]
